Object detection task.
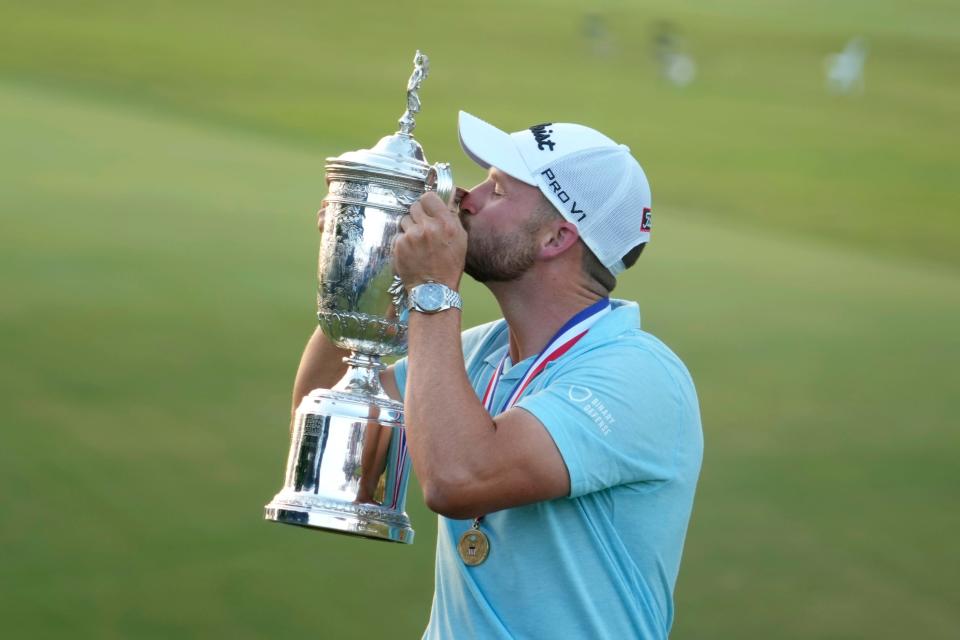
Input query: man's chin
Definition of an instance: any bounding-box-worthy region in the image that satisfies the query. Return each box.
[463,234,537,283]
[463,263,488,284]
[464,261,525,284]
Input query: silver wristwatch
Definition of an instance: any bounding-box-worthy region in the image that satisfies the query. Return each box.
[408,281,462,314]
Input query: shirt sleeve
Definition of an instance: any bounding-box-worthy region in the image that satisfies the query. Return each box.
[516,342,691,498]
[391,356,409,399]
[389,319,503,399]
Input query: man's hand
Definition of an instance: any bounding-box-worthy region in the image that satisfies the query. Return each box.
[394,191,467,291]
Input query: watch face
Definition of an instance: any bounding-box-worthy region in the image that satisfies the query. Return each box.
[418,283,445,310]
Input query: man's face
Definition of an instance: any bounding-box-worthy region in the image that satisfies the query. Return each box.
[459,168,550,283]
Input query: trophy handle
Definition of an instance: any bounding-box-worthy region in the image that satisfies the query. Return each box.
[426,162,454,206]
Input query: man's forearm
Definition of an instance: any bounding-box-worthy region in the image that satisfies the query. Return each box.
[405,310,496,514]
[290,326,349,419]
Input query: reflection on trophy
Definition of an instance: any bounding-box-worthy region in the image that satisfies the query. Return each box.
[264,51,453,543]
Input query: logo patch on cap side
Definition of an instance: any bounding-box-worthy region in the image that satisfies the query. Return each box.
[529,123,556,151]
[641,207,652,232]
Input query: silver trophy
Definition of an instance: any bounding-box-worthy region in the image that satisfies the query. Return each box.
[264,51,453,543]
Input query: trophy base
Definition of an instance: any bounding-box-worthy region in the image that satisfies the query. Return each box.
[264,379,414,545]
[265,493,414,543]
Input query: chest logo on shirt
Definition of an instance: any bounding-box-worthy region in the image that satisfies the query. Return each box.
[568,385,593,402]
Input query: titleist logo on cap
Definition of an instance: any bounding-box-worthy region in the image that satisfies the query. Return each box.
[529,123,556,151]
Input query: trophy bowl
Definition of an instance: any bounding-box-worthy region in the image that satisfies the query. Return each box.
[264,51,452,543]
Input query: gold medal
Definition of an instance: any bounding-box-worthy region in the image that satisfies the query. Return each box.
[457,522,490,566]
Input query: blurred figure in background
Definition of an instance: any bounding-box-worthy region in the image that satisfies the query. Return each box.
[653,21,698,88]
[825,36,869,95]
[582,12,615,57]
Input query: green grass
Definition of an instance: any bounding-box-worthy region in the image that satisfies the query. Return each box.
[2,0,958,266]
[1,1,959,638]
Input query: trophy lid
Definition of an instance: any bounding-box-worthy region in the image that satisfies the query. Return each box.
[326,51,435,183]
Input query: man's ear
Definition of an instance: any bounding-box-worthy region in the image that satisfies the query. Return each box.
[539,221,581,260]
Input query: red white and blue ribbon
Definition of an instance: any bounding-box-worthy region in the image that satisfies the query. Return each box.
[387,428,407,510]
[481,298,611,415]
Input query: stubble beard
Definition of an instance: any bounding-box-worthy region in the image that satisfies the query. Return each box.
[460,212,541,283]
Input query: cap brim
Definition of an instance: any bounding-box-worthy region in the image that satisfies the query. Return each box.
[458,111,536,186]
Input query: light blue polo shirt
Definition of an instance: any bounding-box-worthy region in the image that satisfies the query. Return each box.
[393,300,703,639]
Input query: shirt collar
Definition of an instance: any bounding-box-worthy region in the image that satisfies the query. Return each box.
[480,299,640,371]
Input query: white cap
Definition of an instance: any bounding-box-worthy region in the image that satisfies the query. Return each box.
[457,111,652,275]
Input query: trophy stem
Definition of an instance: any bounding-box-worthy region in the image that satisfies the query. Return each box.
[337,352,390,400]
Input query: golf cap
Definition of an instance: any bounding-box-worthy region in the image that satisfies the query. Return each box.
[458,111,652,276]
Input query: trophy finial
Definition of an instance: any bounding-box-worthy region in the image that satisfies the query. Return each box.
[398,50,430,135]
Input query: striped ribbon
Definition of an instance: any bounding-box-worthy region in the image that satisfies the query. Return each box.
[388,428,407,510]
[481,298,611,415]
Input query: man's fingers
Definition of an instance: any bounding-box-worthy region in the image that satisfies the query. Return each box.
[401,191,465,239]
[408,200,428,224]
[419,191,452,218]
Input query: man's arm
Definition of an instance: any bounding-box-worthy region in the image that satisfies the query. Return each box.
[404,311,570,519]
[393,192,569,519]
[291,327,404,426]
[289,326,349,423]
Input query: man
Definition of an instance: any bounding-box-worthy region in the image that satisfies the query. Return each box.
[293,112,703,639]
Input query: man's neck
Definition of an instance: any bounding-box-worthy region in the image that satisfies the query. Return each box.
[488,273,605,363]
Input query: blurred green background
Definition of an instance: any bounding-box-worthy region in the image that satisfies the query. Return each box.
[2,1,958,638]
